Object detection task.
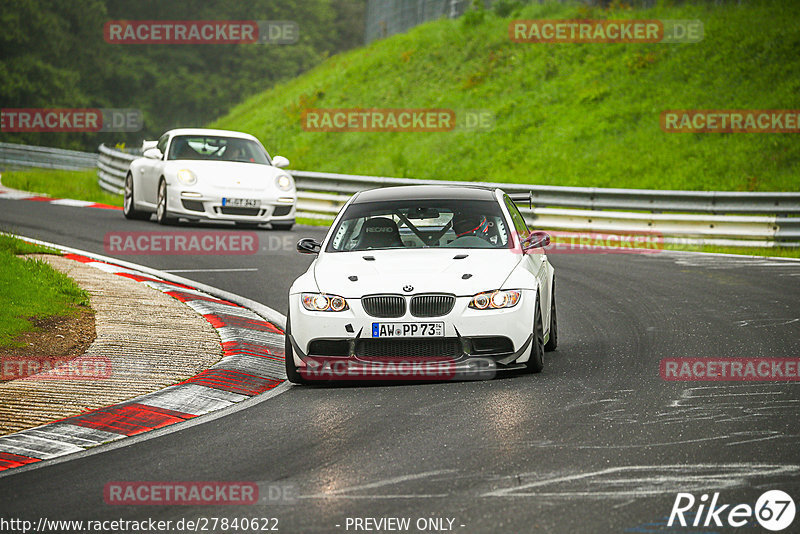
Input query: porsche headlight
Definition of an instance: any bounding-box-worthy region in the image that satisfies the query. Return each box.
[276,174,294,191]
[301,293,349,312]
[177,169,197,186]
[469,290,521,310]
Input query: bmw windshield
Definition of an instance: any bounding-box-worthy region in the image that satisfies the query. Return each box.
[327,199,511,252]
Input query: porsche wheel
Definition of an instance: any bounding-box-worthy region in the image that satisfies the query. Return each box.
[123,173,150,220]
[156,180,176,225]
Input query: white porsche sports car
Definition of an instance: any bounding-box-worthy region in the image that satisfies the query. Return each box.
[123,128,296,229]
[285,185,557,383]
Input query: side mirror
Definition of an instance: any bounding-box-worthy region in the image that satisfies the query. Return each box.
[297,238,321,255]
[143,147,162,160]
[272,155,290,168]
[522,231,550,251]
[142,140,158,151]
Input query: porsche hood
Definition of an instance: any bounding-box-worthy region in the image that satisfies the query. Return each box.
[166,160,286,191]
[312,248,524,297]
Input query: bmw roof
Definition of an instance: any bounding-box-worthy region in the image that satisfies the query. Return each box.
[351,185,499,203]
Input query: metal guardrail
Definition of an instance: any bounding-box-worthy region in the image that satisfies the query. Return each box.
[291,170,800,215]
[291,171,800,246]
[91,144,798,247]
[0,142,98,171]
[97,144,136,194]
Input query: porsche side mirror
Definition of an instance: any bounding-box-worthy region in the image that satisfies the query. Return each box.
[272,155,290,168]
[297,238,321,255]
[522,231,550,251]
[143,147,162,160]
[142,140,158,151]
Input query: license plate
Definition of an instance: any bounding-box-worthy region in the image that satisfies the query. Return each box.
[222,197,259,208]
[371,322,444,338]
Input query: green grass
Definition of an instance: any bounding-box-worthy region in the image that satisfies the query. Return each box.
[212,0,800,192]
[0,233,60,255]
[1,168,122,207]
[0,234,89,348]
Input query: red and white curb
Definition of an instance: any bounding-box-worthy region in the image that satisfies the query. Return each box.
[0,246,286,473]
[0,186,121,211]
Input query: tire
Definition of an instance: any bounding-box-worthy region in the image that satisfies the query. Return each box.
[544,279,558,352]
[271,222,294,231]
[156,179,177,225]
[525,294,545,373]
[284,311,308,384]
[122,173,150,220]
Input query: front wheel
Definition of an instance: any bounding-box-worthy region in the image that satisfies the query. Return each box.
[156,180,176,225]
[525,294,545,373]
[544,279,558,352]
[284,311,308,384]
[123,173,150,220]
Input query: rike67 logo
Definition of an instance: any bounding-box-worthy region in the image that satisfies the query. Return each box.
[669,490,796,531]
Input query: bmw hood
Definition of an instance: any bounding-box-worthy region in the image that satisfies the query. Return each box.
[312,248,523,298]
[166,161,287,191]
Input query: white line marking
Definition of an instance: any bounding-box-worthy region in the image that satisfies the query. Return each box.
[162,268,258,273]
[482,464,800,498]
[300,470,456,499]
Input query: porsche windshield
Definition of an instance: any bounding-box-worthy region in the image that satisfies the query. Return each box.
[167,135,270,164]
[327,199,511,252]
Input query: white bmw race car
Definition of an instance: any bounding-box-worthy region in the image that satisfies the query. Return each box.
[285,185,557,383]
[123,128,296,230]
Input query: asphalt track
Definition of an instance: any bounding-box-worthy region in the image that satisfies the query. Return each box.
[1,197,799,533]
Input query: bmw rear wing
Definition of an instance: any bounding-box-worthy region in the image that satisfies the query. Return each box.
[508,192,532,209]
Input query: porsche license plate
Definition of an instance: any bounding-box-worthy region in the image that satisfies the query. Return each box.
[371,322,444,338]
[222,197,259,208]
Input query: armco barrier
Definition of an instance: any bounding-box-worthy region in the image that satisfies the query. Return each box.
[4,143,798,247]
[94,144,799,247]
[0,142,98,171]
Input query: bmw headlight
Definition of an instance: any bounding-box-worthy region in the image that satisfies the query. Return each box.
[276,174,294,191]
[177,169,197,186]
[469,290,521,310]
[301,293,349,312]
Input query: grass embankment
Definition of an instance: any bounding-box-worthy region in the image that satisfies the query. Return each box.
[1,168,122,207]
[213,0,800,192]
[0,234,90,348]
